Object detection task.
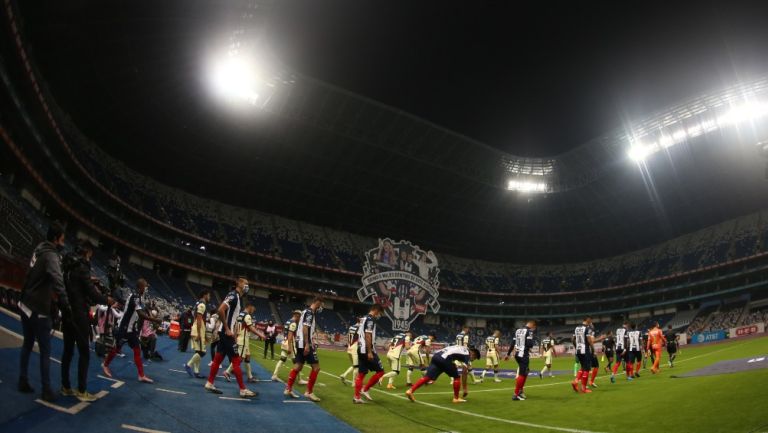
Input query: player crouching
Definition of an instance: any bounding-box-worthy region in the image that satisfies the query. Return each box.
[405,345,481,404]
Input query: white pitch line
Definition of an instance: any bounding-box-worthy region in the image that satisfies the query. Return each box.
[156,388,187,395]
[317,370,606,433]
[168,369,187,374]
[283,400,312,403]
[121,424,170,433]
[218,396,251,401]
[35,398,90,415]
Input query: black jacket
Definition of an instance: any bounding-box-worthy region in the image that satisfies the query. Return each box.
[63,255,108,323]
[20,241,69,316]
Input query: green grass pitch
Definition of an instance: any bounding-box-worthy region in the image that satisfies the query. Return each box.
[250,336,768,433]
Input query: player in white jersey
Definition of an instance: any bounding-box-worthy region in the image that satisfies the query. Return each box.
[454,326,481,384]
[381,331,408,389]
[610,321,629,382]
[571,317,595,394]
[272,310,302,381]
[339,318,362,385]
[405,334,433,385]
[539,332,556,378]
[284,297,325,401]
[184,290,211,378]
[353,304,385,403]
[626,322,643,380]
[481,330,503,382]
[223,303,265,383]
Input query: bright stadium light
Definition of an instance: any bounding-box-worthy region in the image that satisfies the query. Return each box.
[507,179,548,193]
[208,54,261,105]
[628,143,654,162]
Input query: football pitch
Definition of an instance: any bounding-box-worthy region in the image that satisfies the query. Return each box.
[251,336,768,433]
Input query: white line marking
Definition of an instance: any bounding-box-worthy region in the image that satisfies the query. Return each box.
[35,398,90,415]
[121,424,170,433]
[156,388,186,395]
[168,369,187,374]
[1,325,62,363]
[97,374,119,382]
[218,396,251,401]
[283,400,312,403]
[94,390,109,399]
[111,382,124,389]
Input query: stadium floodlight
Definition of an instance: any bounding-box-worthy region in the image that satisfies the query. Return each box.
[507,179,548,193]
[208,54,260,105]
[628,144,654,162]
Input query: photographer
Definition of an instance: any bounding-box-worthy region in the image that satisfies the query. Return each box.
[61,240,112,402]
[18,221,70,402]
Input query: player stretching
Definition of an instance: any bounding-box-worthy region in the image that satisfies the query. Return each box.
[482,330,503,383]
[203,277,256,398]
[626,323,643,379]
[646,321,667,374]
[102,278,161,383]
[339,318,361,385]
[602,331,615,374]
[406,345,480,403]
[184,290,211,378]
[610,321,629,383]
[505,320,536,400]
[272,310,301,381]
[405,334,433,385]
[665,325,679,367]
[353,304,385,404]
[381,331,407,389]
[571,317,595,393]
[284,297,325,402]
[539,332,555,378]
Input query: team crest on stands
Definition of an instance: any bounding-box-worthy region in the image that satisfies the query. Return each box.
[358,238,441,331]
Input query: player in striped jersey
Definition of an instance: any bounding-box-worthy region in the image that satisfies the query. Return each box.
[539,332,555,378]
[405,334,433,386]
[610,321,629,382]
[284,296,325,402]
[571,317,595,394]
[339,318,362,385]
[381,331,408,389]
[272,310,302,381]
[102,278,161,383]
[481,330,502,382]
[184,290,211,378]
[405,345,481,403]
[455,326,481,384]
[204,277,257,398]
[223,303,265,383]
[505,320,536,400]
[353,304,385,404]
[625,322,643,380]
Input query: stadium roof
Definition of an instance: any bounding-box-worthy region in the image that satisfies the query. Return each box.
[14,0,768,263]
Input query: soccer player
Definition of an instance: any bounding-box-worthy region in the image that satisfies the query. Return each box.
[406,345,481,404]
[224,303,265,383]
[626,322,643,380]
[339,318,361,385]
[284,296,325,402]
[602,331,615,374]
[646,321,667,374]
[665,325,679,367]
[102,278,161,383]
[610,321,628,383]
[505,320,536,400]
[203,276,257,398]
[539,332,555,379]
[405,333,432,386]
[482,330,503,383]
[571,317,595,393]
[381,331,407,389]
[455,326,481,384]
[185,290,211,379]
[353,304,386,404]
[272,310,304,382]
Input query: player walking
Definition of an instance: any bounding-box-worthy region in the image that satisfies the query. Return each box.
[602,331,615,374]
[505,320,536,400]
[381,331,407,389]
[284,297,325,402]
[626,323,643,380]
[353,304,385,404]
[184,290,211,378]
[610,321,629,383]
[665,325,679,367]
[539,332,555,378]
[571,317,595,393]
[339,318,361,385]
[272,310,301,381]
[224,303,265,383]
[481,330,503,383]
[406,345,480,403]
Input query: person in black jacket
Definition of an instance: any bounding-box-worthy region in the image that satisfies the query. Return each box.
[60,240,112,402]
[18,221,70,402]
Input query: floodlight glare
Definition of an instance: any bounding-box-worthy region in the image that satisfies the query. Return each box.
[628,144,653,162]
[209,55,260,105]
[507,179,548,193]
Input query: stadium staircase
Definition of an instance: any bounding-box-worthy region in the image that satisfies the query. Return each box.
[666,309,699,330]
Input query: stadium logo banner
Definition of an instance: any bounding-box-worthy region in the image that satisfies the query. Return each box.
[691,330,727,344]
[358,238,440,331]
[729,323,765,339]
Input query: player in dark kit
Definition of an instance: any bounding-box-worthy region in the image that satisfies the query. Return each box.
[571,317,595,394]
[665,324,679,367]
[406,345,481,404]
[625,322,643,380]
[610,321,629,383]
[284,296,325,402]
[353,304,385,404]
[504,320,537,400]
[602,331,615,374]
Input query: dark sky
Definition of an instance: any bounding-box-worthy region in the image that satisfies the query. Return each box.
[266,1,768,156]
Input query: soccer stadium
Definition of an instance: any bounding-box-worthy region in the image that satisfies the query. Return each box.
[1,1,767,432]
